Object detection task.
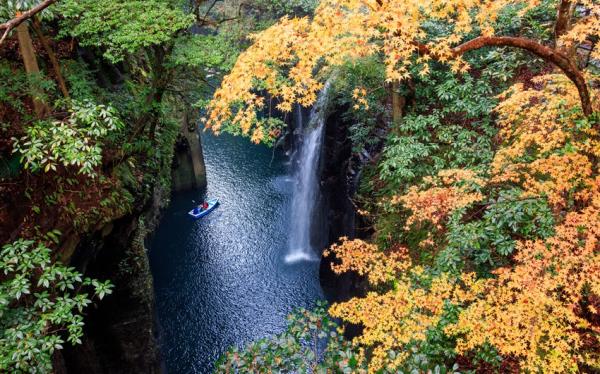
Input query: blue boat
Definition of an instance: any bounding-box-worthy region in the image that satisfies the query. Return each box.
[188,198,219,219]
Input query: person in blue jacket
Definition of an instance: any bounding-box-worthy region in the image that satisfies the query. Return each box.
[193,204,202,214]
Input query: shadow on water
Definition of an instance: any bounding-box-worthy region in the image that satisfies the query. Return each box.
[149,132,324,373]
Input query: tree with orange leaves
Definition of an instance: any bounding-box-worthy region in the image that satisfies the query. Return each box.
[209,0,600,372]
[205,0,599,143]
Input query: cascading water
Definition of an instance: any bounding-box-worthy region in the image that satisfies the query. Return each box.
[285,82,332,263]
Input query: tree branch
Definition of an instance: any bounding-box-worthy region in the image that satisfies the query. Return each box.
[452,36,592,116]
[416,35,592,116]
[0,0,58,46]
[31,15,70,99]
[195,0,222,27]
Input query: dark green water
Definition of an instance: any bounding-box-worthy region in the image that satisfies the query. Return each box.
[148,132,324,373]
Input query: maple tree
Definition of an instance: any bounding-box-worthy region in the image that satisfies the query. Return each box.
[208,0,600,372]
[448,194,600,373]
[205,0,599,144]
[325,77,599,371]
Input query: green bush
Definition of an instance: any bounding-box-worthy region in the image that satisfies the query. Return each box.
[0,239,113,372]
[216,301,363,373]
[440,189,555,274]
[332,56,388,153]
[12,100,124,176]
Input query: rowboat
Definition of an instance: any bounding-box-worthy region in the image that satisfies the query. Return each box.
[188,198,219,219]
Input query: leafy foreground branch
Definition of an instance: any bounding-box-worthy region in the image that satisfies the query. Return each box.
[215,302,362,373]
[0,239,113,372]
[0,0,57,46]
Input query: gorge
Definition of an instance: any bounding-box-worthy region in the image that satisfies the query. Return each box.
[148,80,359,371]
[3,1,598,372]
[149,133,319,371]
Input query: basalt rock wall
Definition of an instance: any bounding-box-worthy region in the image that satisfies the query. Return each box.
[317,105,367,303]
[54,185,167,373]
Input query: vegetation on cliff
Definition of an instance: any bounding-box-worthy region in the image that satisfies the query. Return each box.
[0,0,315,371]
[208,0,600,372]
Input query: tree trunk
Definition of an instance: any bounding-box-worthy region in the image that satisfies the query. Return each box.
[554,0,577,57]
[391,81,405,133]
[16,20,48,118]
[31,16,69,100]
[147,44,172,139]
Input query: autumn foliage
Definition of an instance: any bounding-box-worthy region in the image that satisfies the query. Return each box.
[393,169,487,231]
[450,193,600,373]
[326,76,600,372]
[207,0,600,372]
[205,0,600,143]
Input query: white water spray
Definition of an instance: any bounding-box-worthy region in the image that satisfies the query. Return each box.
[285,82,332,263]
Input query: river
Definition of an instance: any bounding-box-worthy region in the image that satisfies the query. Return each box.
[148,132,324,373]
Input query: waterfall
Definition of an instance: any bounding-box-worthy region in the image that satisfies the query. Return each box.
[285,82,332,263]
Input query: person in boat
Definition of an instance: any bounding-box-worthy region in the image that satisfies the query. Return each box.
[192,201,209,215]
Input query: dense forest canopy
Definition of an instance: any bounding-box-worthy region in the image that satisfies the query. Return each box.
[1,0,599,373]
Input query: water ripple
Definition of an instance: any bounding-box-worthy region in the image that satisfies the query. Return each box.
[149,133,324,373]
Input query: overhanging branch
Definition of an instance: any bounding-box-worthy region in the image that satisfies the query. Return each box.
[452,36,592,116]
[0,0,58,45]
[0,0,58,46]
